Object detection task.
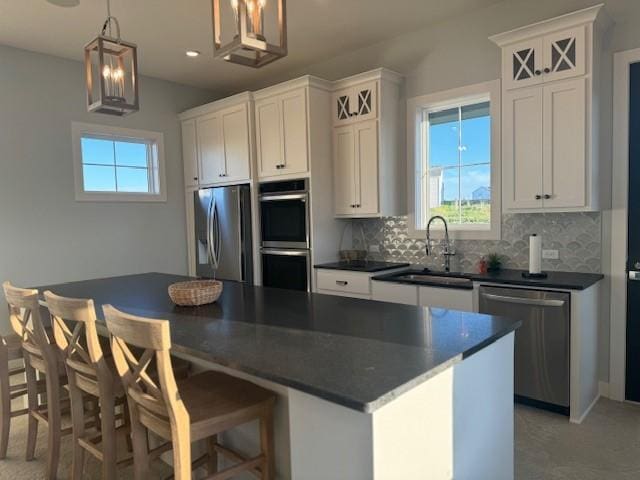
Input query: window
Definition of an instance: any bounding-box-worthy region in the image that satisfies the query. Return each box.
[407,80,501,240]
[72,122,166,202]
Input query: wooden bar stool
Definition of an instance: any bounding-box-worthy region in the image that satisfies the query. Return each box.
[45,291,133,480]
[0,333,45,459]
[2,281,88,480]
[103,304,277,480]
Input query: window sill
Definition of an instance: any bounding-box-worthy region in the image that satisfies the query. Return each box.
[75,192,167,203]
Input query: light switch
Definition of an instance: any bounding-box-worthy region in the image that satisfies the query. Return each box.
[542,249,559,260]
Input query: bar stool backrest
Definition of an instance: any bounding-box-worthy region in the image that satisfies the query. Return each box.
[103,304,189,441]
[2,282,53,373]
[44,291,110,397]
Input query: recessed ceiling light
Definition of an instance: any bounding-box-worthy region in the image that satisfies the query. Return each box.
[186,50,200,58]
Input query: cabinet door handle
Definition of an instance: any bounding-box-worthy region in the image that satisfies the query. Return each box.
[544,67,551,74]
[193,177,198,181]
[535,195,542,200]
[336,280,348,286]
[534,70,542,76]
[356,204,361,208]
[544,194,551,200]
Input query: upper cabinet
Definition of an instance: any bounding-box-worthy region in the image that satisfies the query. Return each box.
[181,119,199,188]
[331,69,404,218]
[502,25,586,90]
[179,93,253,188]
[333,80,378,126]
[491,4,610,213]
[255,86,309,178]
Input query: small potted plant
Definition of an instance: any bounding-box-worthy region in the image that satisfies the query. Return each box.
[486,253,503,272]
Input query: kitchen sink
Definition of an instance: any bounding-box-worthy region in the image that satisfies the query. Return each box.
[383,271,474,288]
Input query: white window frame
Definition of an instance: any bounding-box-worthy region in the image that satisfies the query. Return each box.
[406,80,501,240]
[72,122,167,202]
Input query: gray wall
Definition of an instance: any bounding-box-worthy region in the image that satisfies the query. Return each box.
[0,44,215,333]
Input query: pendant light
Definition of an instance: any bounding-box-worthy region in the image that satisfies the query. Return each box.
[84,0,139,115]
[212,0,287,68]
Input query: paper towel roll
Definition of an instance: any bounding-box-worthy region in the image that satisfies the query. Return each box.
[529,234,542,274]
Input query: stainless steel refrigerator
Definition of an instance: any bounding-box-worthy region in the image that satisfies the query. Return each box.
[194,185,253,283]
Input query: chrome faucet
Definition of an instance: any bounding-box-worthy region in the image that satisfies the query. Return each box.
[425,215,455,272]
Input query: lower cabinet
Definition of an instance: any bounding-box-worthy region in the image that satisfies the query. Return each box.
[371,281,417,305]
[316,271,476,311]
[418,286,474,311]
[315,269,373,299]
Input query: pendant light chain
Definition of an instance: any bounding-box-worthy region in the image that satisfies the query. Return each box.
[101,0,121,43]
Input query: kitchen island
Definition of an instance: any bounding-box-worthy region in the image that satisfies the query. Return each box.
[37,273,520,480]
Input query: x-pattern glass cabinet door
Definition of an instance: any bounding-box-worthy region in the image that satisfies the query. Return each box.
[332,81,378,126]
[503,25,585,90]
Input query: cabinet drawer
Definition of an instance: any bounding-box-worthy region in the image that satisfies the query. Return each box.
[316,270,371,295]
[371,281,417,305]
[418,286,474,311]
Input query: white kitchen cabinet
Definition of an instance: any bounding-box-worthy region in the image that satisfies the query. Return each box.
[181,119,199,188]
[333,120,379,215]
[503,86,544,210]
[503,78,586,210]
[500,25,585,91]
[331,69,404,218]
[196,113,225,185]
[371,281,417,305]
[491,4,609,213]
[255,87,309,179]
[542,78,586,208]
[332,80,378,126]
[220,103,251,183]
[418,286,474,312]
[315,269,373,299]
[180,93,253,188]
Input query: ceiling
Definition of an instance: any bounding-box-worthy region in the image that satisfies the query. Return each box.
[0,0,500,94]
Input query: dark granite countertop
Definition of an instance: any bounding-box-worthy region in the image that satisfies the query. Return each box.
[373,268,603,291]
[36,273,520,413]
[469,269,603,290]
[314,260,410,273]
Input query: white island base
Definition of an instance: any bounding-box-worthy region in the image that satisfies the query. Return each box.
[180,332,515,480]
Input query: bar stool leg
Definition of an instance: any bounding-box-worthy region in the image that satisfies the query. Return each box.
[0,343,10,459]
[130,404,150,480]
[69,370,86,480]
[100,394,117,480]
[45,372,61,480]
[24,359,38,462]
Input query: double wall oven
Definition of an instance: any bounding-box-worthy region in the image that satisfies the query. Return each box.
[259,179,311,291]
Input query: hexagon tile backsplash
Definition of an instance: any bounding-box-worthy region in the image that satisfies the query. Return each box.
[352,213,602,274]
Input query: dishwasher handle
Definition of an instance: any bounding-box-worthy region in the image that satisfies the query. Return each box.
[481,293,566,308]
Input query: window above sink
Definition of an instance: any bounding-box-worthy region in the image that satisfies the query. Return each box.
[407,80,502,240]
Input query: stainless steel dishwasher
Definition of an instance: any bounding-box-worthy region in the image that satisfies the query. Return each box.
[478,286,570,415]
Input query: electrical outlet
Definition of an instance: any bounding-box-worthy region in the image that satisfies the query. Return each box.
[369,245,380,253]
[542,249,559,260]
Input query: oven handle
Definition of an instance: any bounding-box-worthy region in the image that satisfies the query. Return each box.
[261,248,310,257]
[259,193,308,202]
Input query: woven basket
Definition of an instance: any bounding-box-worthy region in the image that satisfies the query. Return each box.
[168,280,223,306]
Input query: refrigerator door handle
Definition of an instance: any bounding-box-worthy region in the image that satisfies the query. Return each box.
[211,196,221,269]
[207,196,218,270]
